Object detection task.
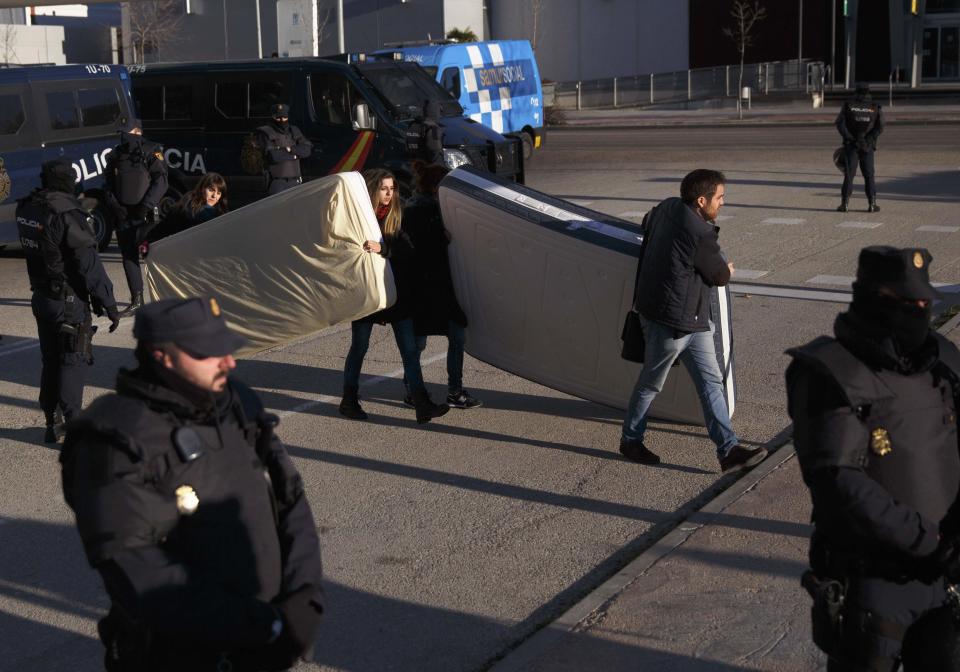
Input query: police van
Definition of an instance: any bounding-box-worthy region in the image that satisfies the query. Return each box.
[128,56,523,206]
[374,40,544,160]
[0,64,138,251]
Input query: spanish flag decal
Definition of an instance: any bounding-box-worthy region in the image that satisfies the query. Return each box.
[328,131,375,174]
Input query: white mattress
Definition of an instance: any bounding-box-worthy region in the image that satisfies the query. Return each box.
[438,167,735,423]
[145,171,395,355]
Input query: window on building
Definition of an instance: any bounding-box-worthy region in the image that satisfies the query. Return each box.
[46,90,79,130]
[440,67,461,99]
[0,93,25,135]
[250,79,288,118]
[164,84,193,120]
[215,80,246,118]
[79,87,121,127]
[310,74,357,126]
[135,85,163,121]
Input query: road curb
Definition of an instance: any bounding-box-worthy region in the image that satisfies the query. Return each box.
[548,118,960,131]
[486,430,796,672]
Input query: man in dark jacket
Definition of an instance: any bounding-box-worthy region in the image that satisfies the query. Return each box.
[105,126,169,316]
[836,84,884,213]
[61,296,324,671]
[257,104,313,195]
[620,169,766,472]
[786,246,960,670]
[16,159,120,443]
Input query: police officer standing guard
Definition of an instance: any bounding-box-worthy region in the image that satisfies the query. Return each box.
[16,159,120,443]
[836,84,884,213]
[787,246,960,670]
[105,125,168,316]
[61,297,324,671]
[256,104,312,195]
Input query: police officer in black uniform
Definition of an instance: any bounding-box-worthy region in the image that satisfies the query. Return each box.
[256,104,313,195]
[836,84,884,213]
[105,126,169,316]
[786,246,960,670]
[61,296,324,671]
[16,159,120,443]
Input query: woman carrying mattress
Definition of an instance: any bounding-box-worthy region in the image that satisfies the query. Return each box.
[339,168,450,424]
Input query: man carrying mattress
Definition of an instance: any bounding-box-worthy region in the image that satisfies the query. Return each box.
[620,169,767,473]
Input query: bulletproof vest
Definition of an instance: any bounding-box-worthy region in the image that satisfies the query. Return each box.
[843,100,878,137]
[789,335,960,526]
[62,380,283,600]
[16,190,92,292]
[259,124,301,179]
[111,141,152,206]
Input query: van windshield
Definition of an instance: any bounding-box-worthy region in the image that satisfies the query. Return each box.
[356,62,462,119]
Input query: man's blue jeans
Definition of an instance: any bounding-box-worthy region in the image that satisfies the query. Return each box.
[344,318,424,392]
[621,316,738,457]
[414,321,466,394]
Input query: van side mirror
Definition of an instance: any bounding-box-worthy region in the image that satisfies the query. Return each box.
[353,103,375,131]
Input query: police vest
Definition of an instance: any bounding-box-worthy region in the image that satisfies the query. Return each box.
[843,101,878,137]
[788,334,960,526]
[111,142,152,206]
[258,124,301,179]
[16,190,94,293]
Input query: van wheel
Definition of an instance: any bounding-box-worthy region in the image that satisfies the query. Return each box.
[521,132,534,161]
[91,202,115,251]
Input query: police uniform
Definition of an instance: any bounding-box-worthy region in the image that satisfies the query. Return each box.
[786,247,960,671]
[836,85,884,213]
[60,297,324,671]
[256,104,313,195]
[16,159,119,442]
[105,129,169,315]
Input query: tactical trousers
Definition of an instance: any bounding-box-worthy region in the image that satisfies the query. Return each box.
[116,222,143,296]
[34,314,89,420]
[841,145,877,203]
[268,177,301,195]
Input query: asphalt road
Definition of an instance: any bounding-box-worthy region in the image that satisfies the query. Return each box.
[1,124,958,672]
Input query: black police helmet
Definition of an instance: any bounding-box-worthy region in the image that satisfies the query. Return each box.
[40,159,78,194]
[855,245,941,301]
[134,296,248,358]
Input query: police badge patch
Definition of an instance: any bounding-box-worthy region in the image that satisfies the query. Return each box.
[870,428,892,456]
[0,157,11,202]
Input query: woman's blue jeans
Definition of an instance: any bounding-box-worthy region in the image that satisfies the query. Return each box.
[344,318,425,392]
[414,320,466,394]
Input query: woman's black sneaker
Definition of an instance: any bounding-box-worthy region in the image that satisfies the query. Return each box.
[447,390,482,409]
[619,440,661,465]
[719,445,768,473]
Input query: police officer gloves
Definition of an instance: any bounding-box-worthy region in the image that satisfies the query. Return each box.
[106,305,121,333]
[273,585,323,661]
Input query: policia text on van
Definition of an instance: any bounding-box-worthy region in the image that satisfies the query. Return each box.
[129,57,523,201]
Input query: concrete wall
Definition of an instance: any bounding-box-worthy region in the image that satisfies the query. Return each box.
[488,0,689,82]
[1,24,66,65]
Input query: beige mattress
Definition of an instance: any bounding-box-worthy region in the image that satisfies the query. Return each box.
[145,171,394,355]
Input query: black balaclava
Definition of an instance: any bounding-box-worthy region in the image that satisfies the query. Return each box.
[272,115,289,132]
[41,160,78,195]
[849,283,932,355]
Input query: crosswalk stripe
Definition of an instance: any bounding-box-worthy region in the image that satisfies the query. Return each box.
[617,211,646,218]
[838,221,882,229]
[762,217,805,225]
[807,275,855,286]
[732,269,768,279]
[917,225,960,233]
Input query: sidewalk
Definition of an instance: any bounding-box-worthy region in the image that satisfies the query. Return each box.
[556,101,960,128]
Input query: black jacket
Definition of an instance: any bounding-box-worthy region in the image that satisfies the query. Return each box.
[356,215,417,325]
[633,197,730,333]
[257,122,312,180]
[105,132,169,220]
[402,193,467,336]
[836,95,884,149]
[60,367,323,665]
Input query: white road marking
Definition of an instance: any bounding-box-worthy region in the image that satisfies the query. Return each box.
[732,269,769,279]
[762,217,806,225]
[807,275,856,286]
[839,221,883,229]
[0,341,39,358]
[715,215,734,221]
[617,211,646,218]
[917,225,960,233]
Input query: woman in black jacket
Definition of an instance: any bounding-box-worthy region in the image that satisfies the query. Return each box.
[402,161,481,409]
[338,168,449,424]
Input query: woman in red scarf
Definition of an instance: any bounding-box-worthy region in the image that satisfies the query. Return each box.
[339,169,449,424]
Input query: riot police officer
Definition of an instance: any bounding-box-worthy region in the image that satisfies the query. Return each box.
[61,296,324,671]
[836,84,884,213]
[16,159,120,443]
[105,126,169,316]
[786,246,960,670]
[256,103,313,195]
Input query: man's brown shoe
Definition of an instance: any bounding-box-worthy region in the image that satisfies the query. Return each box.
[719,445,768,473]
[619,440,661,465]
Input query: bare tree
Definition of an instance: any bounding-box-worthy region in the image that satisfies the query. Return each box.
[722,0,766,119]
[0,22,18,65]
[316,2,333,46]
[125,0,184,63]
[530,0,546,53]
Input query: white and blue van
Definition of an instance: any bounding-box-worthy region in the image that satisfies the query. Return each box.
[374,40,544,160]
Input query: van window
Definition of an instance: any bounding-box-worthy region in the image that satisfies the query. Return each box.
[164,84,193,120]
[250,79,287,118]
[135,84,163,120]
[215,81,246,119]
[46,90,79,130]
[310,73,358,126]
[79,87,121,127]
[440,67,461,99]
[0,93,25,135]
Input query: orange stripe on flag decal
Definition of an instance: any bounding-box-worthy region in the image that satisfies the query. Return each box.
[328,131,374,174]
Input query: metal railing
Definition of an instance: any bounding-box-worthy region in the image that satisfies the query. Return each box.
[550,59,826,110]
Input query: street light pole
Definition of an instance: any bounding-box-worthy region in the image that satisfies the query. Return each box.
[222,0,229,60]
[831,0,836,86]
[337,0,344,53]
[254,0,262,59]
[798,0,803,85]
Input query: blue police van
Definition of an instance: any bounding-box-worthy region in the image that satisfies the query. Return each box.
[374,40,545,160]
[0,64,138,250]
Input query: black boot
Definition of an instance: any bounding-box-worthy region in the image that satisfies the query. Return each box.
[868,201,880,213]
[836,200,848,212]
[118,292,143,318]
[411,387,449,425]
[339,385,368,420]
[43,409,64,444]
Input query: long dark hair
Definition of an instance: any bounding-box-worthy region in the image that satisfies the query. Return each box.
[186,172,228,217]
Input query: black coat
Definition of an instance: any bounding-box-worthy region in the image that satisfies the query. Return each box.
[633,197,730,333]
[355,224,417,325]
[402,194,467,336]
